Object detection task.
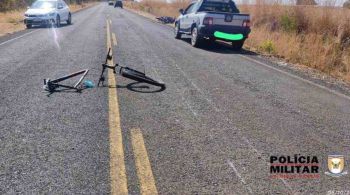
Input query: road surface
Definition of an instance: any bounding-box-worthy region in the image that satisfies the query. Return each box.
[0,3,349,194]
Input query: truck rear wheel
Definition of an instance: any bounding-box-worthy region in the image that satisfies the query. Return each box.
[191,27,202,47]
[231,40,244,51]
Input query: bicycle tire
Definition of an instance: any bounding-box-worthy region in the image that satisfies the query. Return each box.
[120,67,165,88]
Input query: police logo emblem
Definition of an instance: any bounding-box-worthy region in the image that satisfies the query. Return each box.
[325,155,347,177]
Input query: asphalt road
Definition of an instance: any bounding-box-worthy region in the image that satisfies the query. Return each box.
[1,3,350,194]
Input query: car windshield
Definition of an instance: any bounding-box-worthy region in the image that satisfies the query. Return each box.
[31,1,57,9]
[198,1,239,13]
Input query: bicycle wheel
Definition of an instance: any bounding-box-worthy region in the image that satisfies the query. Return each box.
[120,67,165,88]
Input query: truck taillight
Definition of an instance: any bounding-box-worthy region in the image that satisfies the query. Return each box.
[203,17,213,25]
[243,20,250,28]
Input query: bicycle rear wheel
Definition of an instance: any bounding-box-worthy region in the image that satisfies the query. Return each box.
[120,67,165,88]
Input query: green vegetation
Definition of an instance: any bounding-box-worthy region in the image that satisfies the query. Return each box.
[280,14,297,33]
[259,40,276,54]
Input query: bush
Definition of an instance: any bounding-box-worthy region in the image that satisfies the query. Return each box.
[259,40,276,54]
[280,14,297,32]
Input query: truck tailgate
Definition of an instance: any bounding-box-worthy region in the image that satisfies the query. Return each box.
[204,12,250,27]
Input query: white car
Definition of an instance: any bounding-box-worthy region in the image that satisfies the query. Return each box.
[24,0,71,28]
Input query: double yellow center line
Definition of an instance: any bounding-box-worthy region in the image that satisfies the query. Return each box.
[131,128,158,194]
[106,19,128,195]
[106,19,158,195]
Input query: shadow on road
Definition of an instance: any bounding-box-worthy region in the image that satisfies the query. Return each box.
[180,37,257,56]
[45,87,87,97]
[116,82,166,93]
[28,23,72,29]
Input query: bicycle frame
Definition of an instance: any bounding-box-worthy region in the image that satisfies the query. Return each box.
[43,69,89,92]
[98,48,165,89]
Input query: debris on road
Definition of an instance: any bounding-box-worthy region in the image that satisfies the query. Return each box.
[156,16,175,24]
[83,80,95,88]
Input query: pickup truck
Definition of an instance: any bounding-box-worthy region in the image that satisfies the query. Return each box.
[174,0,251,50]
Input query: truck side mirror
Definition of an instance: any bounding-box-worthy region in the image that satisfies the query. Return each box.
[179,9,184,15]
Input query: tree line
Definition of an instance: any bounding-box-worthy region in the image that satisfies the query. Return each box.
[0,0,96,11]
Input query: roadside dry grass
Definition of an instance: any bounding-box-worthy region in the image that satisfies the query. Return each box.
[125,1,350,82]
[241,4,350,81]
[0,10,25,36]
[0,2,97,37]
[125,0,188,18]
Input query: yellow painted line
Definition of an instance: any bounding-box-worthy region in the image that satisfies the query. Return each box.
[112,33,117,46]
[106,20,128,195]
[130,128,158,195]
